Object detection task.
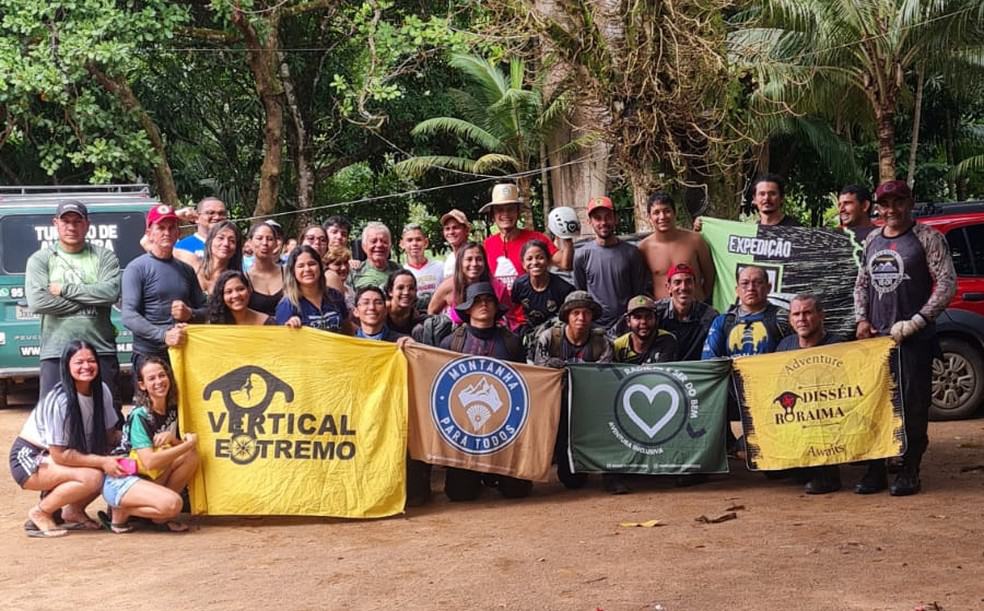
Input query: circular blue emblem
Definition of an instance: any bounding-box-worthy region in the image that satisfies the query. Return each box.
[430,356,529,455]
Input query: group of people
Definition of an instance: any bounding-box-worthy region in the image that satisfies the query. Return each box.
[10,173,956,534]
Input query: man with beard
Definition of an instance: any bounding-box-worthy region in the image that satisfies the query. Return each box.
[613,295,678,365]
[573,196,649,330]
[837,185,876,242]
[854,180,956,496]
[637,192,715,300]
[654,263,718,361]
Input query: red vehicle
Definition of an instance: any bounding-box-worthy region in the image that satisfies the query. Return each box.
[914,201,984,419]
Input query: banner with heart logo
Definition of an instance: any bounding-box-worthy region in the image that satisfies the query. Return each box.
[567,360,732,474]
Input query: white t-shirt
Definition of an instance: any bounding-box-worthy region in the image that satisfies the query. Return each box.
[443,251,457,278]
[20,382,118,449]
[405,259,445,297]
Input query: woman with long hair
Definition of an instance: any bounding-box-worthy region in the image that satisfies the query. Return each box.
[275,245,350,332]
[427,242,515,328]
[102,357,199,533]
[246,221,284,316]
[207,270,273,325]
[9,340,123,537]
[195,220,244,294]
[386,269,427,335]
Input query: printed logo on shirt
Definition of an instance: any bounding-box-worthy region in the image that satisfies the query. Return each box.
[868,249,909,296]
[494,256,519,290]
[430,356,529,454]
[727,321,770,355]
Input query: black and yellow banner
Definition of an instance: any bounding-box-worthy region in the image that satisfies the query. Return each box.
[171,326,407,518]
[734,337,904,470]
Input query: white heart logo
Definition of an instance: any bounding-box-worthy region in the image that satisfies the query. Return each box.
[622,383,680,439]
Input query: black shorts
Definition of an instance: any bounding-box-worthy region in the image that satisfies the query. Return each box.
[9,437,47,489]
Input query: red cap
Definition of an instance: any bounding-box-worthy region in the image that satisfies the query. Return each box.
[874,180,913,202]
[667,263,695,279]
[146,204,179,228]
[587,196,614,216]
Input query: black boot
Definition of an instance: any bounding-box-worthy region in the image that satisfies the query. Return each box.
[889,467,922,496]
[602,473,630,495]
[557,459,588,490]
[855,460,888,495]
[804,466,841,495]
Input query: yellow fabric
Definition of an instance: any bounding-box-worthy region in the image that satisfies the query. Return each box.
[171,326,407,518]
[734,336,903,470]
[129,446,168,480]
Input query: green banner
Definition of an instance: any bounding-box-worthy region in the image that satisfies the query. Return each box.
[567,360,732,475]
[700,218,863,338]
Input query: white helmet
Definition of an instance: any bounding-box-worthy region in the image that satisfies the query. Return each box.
[548,206,580,237]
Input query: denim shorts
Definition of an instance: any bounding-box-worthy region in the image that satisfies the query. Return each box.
[102,475,141,507]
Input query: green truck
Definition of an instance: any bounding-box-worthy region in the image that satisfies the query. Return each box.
[0,185,158,407]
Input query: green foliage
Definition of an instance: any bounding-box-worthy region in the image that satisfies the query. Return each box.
[0,0,188,182]
[394,52,569,183]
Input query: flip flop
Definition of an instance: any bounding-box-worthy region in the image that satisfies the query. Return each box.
[26,527,67,538]
[97,510,134,535]
[61,519,101,531]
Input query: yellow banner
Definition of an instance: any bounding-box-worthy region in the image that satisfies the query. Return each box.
[734,337,904,470]
[171,326,407,518]
[405,344,562,482]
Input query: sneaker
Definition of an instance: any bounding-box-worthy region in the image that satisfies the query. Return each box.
[889,470,921,496]
[558,471,588,490]
[855,462,888,495]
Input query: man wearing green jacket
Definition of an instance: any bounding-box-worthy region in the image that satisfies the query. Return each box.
[25,201,122,409]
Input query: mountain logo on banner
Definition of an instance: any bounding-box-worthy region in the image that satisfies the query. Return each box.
[612,370,696,448]
[431,356,529,455]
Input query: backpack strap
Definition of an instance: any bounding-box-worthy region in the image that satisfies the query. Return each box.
[449,325,469,353]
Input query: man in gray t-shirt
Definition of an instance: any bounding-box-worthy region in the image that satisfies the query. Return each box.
[573,196,649,329]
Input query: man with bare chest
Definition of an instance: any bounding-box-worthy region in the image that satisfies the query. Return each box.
[637,192,715,300]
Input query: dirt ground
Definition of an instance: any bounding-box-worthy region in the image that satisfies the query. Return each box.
[1,388,983,611]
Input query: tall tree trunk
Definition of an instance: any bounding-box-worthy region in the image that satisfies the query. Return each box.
[906,64,925,188]
[232,9,286,218]
[876,107,897,184]
[539,139,551,232]
[945,107,958,198]
[537,0,609,236]
[86,64,179,206]
[279,50,314,227]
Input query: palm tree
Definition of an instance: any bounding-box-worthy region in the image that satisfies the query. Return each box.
[395,53,572,221]
[731,0,984,183]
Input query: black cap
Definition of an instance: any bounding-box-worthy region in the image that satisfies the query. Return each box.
[56,200,89,220]
[454,281,505,321]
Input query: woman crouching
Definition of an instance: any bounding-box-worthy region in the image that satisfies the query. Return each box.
[102,357,199,533]
[9,340,122,537]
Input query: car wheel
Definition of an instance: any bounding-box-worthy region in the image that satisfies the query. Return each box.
[931,337,984,420]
